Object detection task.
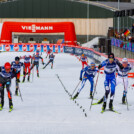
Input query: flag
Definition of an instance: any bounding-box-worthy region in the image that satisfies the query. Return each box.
[124,29,130,36]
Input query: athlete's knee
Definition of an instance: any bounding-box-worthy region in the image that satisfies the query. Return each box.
[105,86,110,94]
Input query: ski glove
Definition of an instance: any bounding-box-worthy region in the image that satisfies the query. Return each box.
[80,78,82,81]
[98,65,102,69]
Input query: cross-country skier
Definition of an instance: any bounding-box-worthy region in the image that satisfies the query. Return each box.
[11,56,23,96]
[97,53,123,111]
[46,48,52,58]
[20,54,32,82]
[116,58,131,104]
[80,54,88,69]
[30,53,44,77]
[43,53,55,69]
[72,62,98,100]
[0,62,13,111]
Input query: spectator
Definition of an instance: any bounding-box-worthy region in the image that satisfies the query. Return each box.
[127,33,132,42]
[132,23,134,34]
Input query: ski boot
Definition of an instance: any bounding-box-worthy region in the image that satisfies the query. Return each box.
[102,102,106,111]
[27,76,30,82]
[9,100,13,112]
[17,79,20,83]
[90,91,93,99]
[22,77,25,83]
[109,100,113,111]
[37,73,39,77]
[0,103,3,111]
[72,92,79,100]
[122,96,126,104]
[15,88,19,96]
[51,65,53,69]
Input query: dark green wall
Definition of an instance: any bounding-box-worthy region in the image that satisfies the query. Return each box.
[0,0,113,18]
[114,16,134,32]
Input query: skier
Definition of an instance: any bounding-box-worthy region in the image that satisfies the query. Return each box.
[116,58,131,104]
[20,54,32,82]
[43,53,55,69]
[30,53,44,77]
[46,48,52,58]
[11,56,23,96]
[97,53,123,111]
[0,62,13,111]
[80,54,88,69]
[72,62,98,100]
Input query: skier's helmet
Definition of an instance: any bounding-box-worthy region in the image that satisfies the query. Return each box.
[90,62,95,67]
[15,56,20,61]
[108,53,114,59]
[122,58,128,63]
[4,62,11,71]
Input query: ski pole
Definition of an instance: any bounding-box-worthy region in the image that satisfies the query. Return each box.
[32,65,34,83]
[89,70,100,111]
[56,74,66,90]
[71,81,81,98]
[122,73,129,111]
[18,87,23,102]
[43,61,50,69]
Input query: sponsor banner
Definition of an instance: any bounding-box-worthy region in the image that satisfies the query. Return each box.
[111,38,115,46]
[111,38,134,52]
[0,45,3,51]
[58,45,61,53]
[64,46,75,54]
[93,53,101,63]
[54,44,58,53]
[43,44,47,52]
[74,47,83,56]
[128,73,134,78]
[83,49,93,58]
[132,43,134,52]
[60,44,64,53]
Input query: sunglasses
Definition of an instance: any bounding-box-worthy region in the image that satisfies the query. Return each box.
[109,58,114,61]
[122,62,128,64]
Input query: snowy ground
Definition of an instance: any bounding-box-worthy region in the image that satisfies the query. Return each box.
[0,52,134,134]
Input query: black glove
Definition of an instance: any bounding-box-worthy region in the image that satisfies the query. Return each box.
[17,79,20,83]
[98,65,102,69]
[80,78,82,81]
[42,62,45,65]
[120,66,124,70]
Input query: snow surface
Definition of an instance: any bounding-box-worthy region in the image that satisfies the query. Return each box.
[0,52,134,134]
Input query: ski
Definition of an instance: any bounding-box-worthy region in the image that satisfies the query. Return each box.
[101,109,121,114]
[92,102,101,105]
[92,101,103,105]
[101,109,105,113]
[71,97,98,101]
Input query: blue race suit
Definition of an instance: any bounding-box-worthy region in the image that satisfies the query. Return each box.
[99,59,123,102]
[78,66,98,93]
